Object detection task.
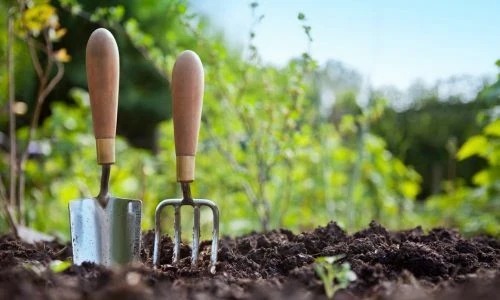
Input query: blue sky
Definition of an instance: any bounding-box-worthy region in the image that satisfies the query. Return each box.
[192,0,500,89]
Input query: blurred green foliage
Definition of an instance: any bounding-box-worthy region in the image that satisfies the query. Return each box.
[421,69,500,235]
[371,90,495,199]
[0,0,499,239]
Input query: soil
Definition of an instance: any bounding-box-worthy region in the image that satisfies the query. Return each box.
[1,221,500,299]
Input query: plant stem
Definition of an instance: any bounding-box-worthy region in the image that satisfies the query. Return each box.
[0,179,18,238]
[7,14,17,211]
[346,122,366,229]
[1,15,18,233]
[18,30,64,225]
[277,159,293,227]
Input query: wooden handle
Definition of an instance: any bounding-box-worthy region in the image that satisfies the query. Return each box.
[172,50,204,182]
[86,28,119,165]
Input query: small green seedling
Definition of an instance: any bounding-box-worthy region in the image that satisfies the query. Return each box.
[314,255,357,299]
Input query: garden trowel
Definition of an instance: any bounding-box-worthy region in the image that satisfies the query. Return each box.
[69,28,142,266]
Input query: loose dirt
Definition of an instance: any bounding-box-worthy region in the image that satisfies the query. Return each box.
[1,221,499,299]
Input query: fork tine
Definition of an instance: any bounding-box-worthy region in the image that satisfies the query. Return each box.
[208,203,219,270]
[153,204,162,266]
[173,205,182,263]
[192,205,201,264]
[195,199,219,272]
[153,198,218,271]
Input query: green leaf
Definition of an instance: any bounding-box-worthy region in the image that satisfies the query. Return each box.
[178,3,187,14]
[314,256,355,299]
[457,135,488,160]
[109,5,125,23]
[298,12,305,20]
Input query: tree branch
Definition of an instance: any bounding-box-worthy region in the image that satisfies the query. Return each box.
[27,37,43,79]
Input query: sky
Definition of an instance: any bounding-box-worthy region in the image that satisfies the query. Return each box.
[192,0,500,90]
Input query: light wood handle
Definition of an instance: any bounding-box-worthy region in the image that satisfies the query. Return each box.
[172,50,204,182]
[86,28,119,165]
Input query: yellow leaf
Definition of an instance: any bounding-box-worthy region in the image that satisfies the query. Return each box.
[456,135,488,160]
[54,49,71,63]
[484,119,500,136]
[472,170,490,185]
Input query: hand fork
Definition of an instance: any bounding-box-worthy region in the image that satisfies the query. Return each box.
[153,50,219,272]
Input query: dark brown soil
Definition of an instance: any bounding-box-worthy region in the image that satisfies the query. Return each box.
[1,221,500,299]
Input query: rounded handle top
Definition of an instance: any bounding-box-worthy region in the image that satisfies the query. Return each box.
[86,28,119,164]
[172,50,204,181]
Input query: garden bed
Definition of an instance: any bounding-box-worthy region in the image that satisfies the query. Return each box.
[0,221,499,299]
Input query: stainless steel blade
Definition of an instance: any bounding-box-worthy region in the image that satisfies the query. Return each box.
[69,197,141,266]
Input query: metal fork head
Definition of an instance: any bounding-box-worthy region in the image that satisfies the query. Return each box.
[153,183,219,273]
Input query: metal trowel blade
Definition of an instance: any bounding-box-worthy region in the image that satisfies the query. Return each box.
[69,197,141,266]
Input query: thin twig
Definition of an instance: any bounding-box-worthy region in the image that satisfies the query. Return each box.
[277,159,293,227]
[203,117,246,173]
[0,179,19,238]
[242,182,260,214]
[39,61,64,101]
[18,29,64,224]
[27,37,43,79]
[7,14,17,210]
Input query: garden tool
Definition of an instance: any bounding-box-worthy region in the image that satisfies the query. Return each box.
[69,28,142,266]
[153,50,219,272]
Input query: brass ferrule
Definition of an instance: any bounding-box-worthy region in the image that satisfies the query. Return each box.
[177,156,195,182]
[96,138,115,164]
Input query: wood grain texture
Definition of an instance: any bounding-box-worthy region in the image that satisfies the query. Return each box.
[172,50,204,182]
[176,156,195,182]
[86,28,119,164]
